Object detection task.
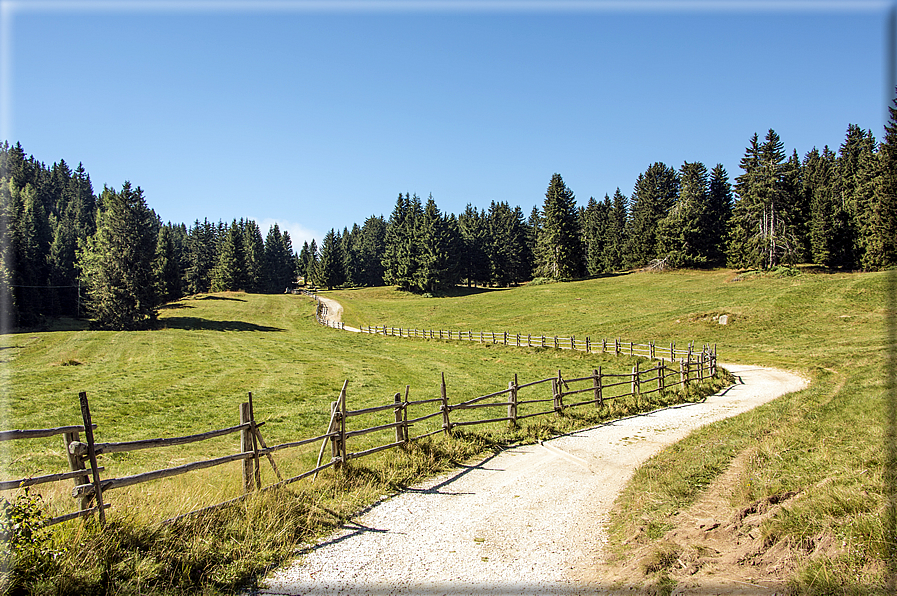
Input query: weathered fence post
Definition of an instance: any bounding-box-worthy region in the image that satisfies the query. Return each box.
[571,335,575,351]
[508,374,518,427]
[615,338,620,356]
[441,372,451,436]
[659,358,665,392]
[602,338,607,353]
[671,342,675,361]
[593,368,603,410]
[631,362,640,400]
[630,342,634,357]
[553,369,565,413]
[586,337,590,353]
[680,360,687,386]
[329,400,341,471]
[554,336,559,349]
[78,392,106,525]
[394,392,405,444]
[504,331,508,345]
[541,335,545,348]
[63,430,91,511]
[240,402,255,492]
[699,352,705,381]
[339,380,348,466]
[247,393,263,488]
[403,385,410,443]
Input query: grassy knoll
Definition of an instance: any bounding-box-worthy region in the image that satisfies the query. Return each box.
[329,267,893,593]
[1,289,718,595]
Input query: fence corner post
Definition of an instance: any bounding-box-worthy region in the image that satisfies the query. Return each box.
[63,430,90,511]
[394,392,405,444]
[78,391,106,525]
[508,374,518,427]
[240,402,254,492]
[441,372,451,436]
[339,380,348,466]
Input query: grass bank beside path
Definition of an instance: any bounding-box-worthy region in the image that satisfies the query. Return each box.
[327,267,893,593]
[1,289,724,595]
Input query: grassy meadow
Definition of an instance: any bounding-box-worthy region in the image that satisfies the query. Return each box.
[1,291,650,519]
[0,266,891,594]
[327,267,893,593]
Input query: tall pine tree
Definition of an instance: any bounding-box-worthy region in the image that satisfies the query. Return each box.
[536,174,583,280]
[77,182,158,329]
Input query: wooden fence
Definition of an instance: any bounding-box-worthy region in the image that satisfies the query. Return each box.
[1,350,717,527]
[304,289,716,363]
[358,324,713,362]
[2,294,718,527]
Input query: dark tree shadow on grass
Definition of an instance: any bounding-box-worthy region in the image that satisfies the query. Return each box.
[159,317,284,332]
[196,295,247,302]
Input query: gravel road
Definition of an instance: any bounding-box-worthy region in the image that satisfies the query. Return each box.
[260,361,807,596]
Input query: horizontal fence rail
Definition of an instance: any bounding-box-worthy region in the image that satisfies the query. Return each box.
[356,324,714,364]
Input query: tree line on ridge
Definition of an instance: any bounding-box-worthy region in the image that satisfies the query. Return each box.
[2,98,896,329]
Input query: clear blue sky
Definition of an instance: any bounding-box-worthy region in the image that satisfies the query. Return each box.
[0,1,891,247]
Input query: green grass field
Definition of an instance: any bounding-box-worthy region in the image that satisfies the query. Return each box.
[1,267,891,594]
[2,291,656,521]
[327,268,893,593]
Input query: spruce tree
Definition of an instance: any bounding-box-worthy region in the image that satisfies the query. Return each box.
[727,130,803,269]
[601,189,627,272]
[210,220,245,292]
[487,201,522,287]
[154,225,181,303]
[804,147,842,266]
[304,239,318,287]
[707,165,733,265]
[184,219,217,294]
[865,93,897,269]
[457,204,489,287]
[341,224,361,287]
[657,161,712,268]
[382,193,420,291]
[316,229,345,290]
[77,182,158,330]
[536,173,583,280]
[415,195,458,293]
[582,196,609,275]
[357,215,386,287]
[624,163,679,269]
[242,219,265,293]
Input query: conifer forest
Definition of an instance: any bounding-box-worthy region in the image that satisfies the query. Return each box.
[2,103,896,330]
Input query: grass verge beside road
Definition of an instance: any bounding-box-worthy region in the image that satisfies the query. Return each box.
[329,267,891,593]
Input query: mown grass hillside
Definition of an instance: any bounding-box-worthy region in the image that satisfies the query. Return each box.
[329,267,893,593]
[1,287,712,595]
[1,266,890,594]
[1,291,647,518]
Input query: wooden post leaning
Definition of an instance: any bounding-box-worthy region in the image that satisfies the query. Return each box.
[658,358,665,393]
[240,402,255,492]
[78,392,106,525]
[441,373,451,436]
[393,393,405,444]
[339,380,348,467]
[247,394,261,489]
[64,430,91,511]
[313,402,338,481]
[508,374,518,427]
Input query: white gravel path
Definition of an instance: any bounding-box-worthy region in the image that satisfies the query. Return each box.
[260,363,807,596]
